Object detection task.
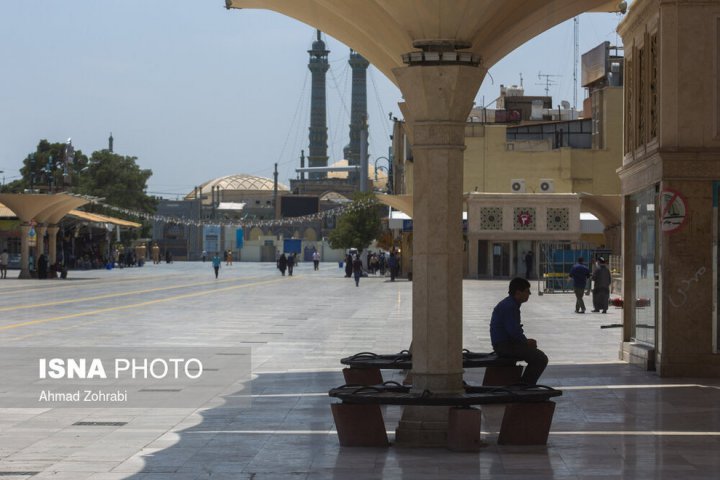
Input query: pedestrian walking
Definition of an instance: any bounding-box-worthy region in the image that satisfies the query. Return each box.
[212,253,221,279]
[591,257,612,313]
[388,251,398,282]
[226,250,233,266]
[312,250,320,270]
[0,249,8,279]
[277,253,287,276]
[287,253,295,276]
[352,254,363,286]
[569,257,591,313]
[344,253,353,278]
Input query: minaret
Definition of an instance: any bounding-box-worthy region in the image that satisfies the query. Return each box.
[108,133,114,153]
[307,30,329,180]
[345,49,369,185]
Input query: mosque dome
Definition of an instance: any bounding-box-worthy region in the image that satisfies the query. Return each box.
[186,174,289,199]
[326,159,388,190]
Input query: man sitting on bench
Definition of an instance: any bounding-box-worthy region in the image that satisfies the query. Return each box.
[490,277,548,385]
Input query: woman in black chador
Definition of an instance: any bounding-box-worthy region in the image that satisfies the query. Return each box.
[277,253,288,276]
[344,253,353,278]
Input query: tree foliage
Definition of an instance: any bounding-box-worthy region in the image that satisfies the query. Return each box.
[3,139,156,215]
[328,192,382,253]
[4,140,89,193]
[78,150,157,214]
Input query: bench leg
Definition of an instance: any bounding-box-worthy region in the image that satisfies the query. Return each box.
[331,403,389,447]
[482,366,523,386]
[447,407,483,452]
[497,401,556,445]
[342,367,384,385]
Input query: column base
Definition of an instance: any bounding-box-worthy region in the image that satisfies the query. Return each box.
[394,405,450,447]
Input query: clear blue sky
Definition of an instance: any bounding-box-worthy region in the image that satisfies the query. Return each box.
[0,1,626,200]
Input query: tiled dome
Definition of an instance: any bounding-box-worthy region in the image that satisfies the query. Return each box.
[187,174,289,199]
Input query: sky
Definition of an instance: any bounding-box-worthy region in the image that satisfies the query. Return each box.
[0,1,626,200]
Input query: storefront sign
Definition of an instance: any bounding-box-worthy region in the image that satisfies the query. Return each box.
[661,188,687,233]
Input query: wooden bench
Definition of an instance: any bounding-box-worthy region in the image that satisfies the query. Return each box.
[329,382,562,450]
[340,350,523,386]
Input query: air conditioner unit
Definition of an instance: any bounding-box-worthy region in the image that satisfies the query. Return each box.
[539,178,555,193]
[510,179,526,193]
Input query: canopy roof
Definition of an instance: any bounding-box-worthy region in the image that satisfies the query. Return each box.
[228,1,620,82]
[66,210,142,228]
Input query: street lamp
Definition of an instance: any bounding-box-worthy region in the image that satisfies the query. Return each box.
[374,156,392,193]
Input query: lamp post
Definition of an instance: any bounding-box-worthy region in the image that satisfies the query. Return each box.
[374,156,392,193]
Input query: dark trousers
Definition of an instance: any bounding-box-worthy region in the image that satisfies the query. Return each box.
[313,260,319,270]
[213,266,219,278]
[494,341,548,385]
[574,287,586,312]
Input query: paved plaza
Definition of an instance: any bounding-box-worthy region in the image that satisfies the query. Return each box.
[0,261,719,479]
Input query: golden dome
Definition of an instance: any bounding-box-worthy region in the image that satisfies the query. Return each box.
[186,174,289,199]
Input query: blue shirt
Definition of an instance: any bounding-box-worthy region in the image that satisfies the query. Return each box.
[490,295,527,347]
[569,263,590,288]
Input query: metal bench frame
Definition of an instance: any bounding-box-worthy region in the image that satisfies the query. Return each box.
[340,350,523,386]
[329,382,561,450]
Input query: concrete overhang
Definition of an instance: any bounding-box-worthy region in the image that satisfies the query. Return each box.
[375,193,413,217]
[226,1,621,82]
[0,193,90,224]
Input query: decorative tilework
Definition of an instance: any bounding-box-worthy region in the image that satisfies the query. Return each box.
[513,207,536,230]
[480,207,502,230]
[547,207,570,231]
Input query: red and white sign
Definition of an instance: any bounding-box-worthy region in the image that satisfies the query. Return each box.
[661,188,687,233]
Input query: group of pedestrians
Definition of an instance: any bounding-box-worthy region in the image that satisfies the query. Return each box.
[344,250,400,282]
[568,256,613,314]
[276,252,296,276]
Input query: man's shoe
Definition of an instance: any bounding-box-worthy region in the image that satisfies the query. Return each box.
[602,310,607,314]
[591,309,599,313]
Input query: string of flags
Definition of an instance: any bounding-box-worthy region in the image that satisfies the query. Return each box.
[89,197,379,229]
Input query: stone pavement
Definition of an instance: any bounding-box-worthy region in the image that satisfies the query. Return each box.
[0,261,719,479]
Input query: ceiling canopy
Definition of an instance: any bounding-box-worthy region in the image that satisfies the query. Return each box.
[227,1,621,82]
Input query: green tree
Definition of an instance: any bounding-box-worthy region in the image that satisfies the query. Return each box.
[78,150,157,214]
[4,140,89,193]
[328,192,382,253]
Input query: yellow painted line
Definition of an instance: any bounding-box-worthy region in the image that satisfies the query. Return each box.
[0,276,265,312]
[0,277,284,333]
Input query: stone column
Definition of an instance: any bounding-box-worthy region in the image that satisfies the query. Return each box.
[19,223,31,279]
[47,225,59,264]
[393,64,484,447]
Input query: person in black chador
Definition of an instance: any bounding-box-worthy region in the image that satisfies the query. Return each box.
[37,253,48,279]
[524,250,534,279]
[344,253,353,278]
[277,253,287,276]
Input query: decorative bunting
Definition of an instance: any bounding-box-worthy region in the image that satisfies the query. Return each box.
[88,197,378,229]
